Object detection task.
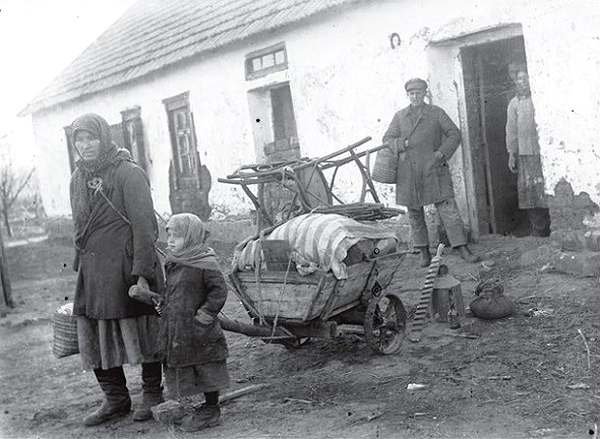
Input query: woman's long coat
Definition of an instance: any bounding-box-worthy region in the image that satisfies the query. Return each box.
[70,161,163,319]
[382,104,461,208]
[159,263,229,368]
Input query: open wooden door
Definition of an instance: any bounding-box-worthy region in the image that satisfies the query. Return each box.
[461,36,528,235]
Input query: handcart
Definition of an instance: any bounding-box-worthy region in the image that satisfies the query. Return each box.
[217,137,440,354]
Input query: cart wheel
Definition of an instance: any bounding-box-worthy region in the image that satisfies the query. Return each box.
[364,291,406,354]
[283,337,312,351]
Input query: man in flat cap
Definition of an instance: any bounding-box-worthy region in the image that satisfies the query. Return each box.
[381,78,479,266]
[506,67,550,236]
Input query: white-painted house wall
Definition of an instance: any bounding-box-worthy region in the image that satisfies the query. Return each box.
[31,0,600,233]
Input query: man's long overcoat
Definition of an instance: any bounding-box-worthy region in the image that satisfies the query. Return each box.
[382,104,461,208]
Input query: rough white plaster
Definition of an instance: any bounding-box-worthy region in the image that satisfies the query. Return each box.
[29,0,600,231]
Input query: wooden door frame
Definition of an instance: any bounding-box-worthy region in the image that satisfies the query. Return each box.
[429,23,524,241]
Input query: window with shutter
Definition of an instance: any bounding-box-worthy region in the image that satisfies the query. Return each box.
[163,92,198,183]
[63,126,76,173]
[121,106,147,171]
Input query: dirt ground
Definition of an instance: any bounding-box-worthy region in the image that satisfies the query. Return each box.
[0,234,599,439]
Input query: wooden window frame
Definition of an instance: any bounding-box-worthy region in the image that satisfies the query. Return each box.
[245,42,288,80]
[121,105,147,171]
[163,92,199,185]
[64,126,76,173]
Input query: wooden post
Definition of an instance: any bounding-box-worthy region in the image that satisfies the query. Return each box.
[0,226,13,308]
[0,260,5,315]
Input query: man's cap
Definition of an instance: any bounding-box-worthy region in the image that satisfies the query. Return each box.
[405,78,428,92]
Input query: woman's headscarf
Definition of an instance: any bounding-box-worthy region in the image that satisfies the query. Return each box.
[71,113,128,174]
[70,113,133,248]
[166,213,220,271]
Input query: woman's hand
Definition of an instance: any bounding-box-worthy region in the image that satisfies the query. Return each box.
[195,309,214,326]
[128,284,161,306]
[137,276,150,290]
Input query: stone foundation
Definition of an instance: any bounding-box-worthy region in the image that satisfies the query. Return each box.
[547,178,599,231]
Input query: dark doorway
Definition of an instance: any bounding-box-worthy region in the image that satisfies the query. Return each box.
[258,83,304,225]
[461,36,529,236]
[271,85,298,145]
[264,84,300,163]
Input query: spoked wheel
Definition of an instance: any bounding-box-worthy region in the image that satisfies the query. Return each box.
[364,291,407,354]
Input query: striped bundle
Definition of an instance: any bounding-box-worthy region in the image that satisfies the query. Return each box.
[234,213,398,279]
[407,244,445,342]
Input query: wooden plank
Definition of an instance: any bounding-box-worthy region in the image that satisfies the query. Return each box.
[237,271,324,285]
[220,384,268,404]
[235,254,404,322]
[228,272,262,319]
[305,278,336,320]
[476,52,497,234]
[304,277,326,321]
[237,270,337,321]
[320,279,342,321]
[218,315,290,337]
[261,319,337,338]
[321,262,374,317]
[240,281,321,320]
[327,299,361,320]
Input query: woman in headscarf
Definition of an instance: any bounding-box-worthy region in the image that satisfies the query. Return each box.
[69,113,164,426]
[159,213,230,432]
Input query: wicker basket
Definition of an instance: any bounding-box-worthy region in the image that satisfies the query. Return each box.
[52,304,79,358]
[372,144,398,184]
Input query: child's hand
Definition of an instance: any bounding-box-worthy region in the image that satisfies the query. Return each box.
[195,309,214,326]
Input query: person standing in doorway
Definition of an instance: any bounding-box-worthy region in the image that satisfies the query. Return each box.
[382,78,480,267]
[505,68,551,236]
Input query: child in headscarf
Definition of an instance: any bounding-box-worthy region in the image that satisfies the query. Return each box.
[159,213,230,432]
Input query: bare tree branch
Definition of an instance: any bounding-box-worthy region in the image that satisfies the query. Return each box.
[0,158,36,237]
[7,167,35,209]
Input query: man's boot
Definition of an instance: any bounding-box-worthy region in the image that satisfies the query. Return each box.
[84,367,131,427]
[417,246,431,268]
[133,362,164,422]
[456,245,480,263]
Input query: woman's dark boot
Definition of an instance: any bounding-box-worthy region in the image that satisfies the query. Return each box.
[417,246,431,267]
[84,367,131,427]
[179,403,221,432]
[133,362,164,422]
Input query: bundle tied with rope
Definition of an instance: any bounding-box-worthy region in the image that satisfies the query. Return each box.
[469,278,514,320]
